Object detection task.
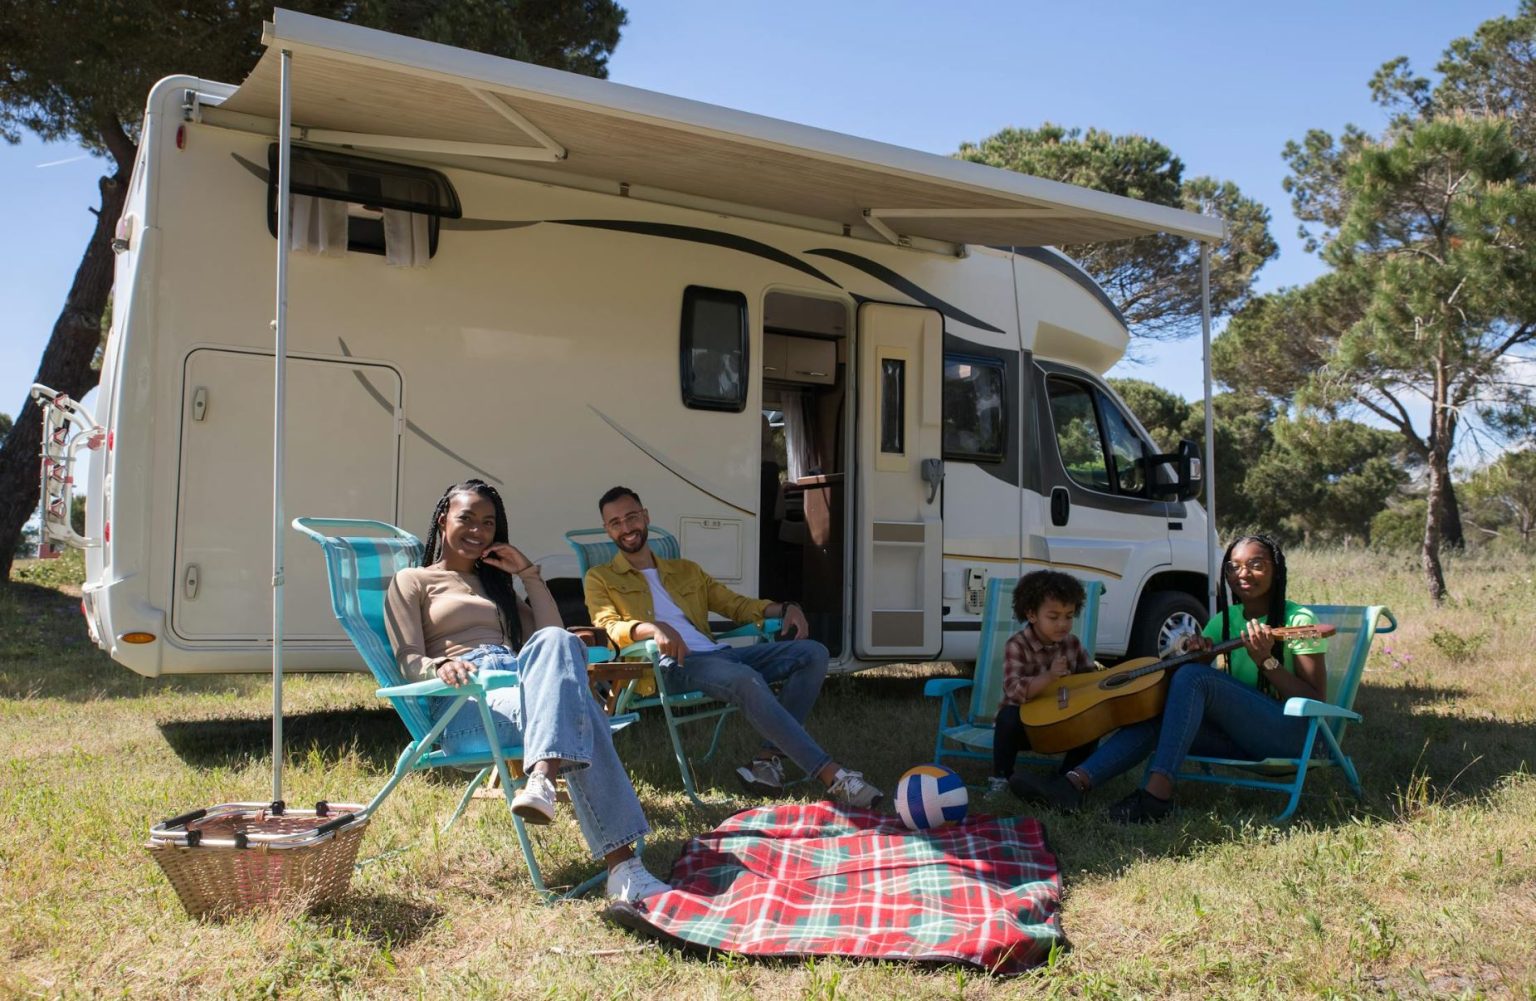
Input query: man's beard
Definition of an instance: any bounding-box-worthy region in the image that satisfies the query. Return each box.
[616,526,649,554]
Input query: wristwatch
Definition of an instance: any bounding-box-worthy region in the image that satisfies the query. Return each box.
[1261,655,1281,673]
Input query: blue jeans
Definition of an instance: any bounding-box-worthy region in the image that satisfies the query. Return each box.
[1075,664,1314,789]
[659,638,832,777]
[431,627,650,859]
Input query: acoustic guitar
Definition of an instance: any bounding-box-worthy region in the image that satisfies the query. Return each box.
[1017,623,1336,753]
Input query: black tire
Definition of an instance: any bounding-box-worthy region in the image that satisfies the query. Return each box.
[1129,591,1208,660]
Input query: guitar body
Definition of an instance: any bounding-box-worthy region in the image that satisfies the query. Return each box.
[1018,658,1168,753]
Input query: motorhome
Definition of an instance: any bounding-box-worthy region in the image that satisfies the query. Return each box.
[36,10,1219,678]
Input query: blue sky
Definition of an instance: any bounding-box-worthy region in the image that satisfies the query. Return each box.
[0,0,1519,432]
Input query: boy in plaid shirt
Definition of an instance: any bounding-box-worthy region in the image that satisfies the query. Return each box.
[990,570,1098,796]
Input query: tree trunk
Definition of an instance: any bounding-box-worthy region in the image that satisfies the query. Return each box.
[0,171,125,581]
[1439,470,1465,550]
[1421,450,1450,603]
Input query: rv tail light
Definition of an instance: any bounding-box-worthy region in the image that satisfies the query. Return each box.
[176,125,186,150]
[107,430,114,451]
[120,632,156,644]
[104,520,110,543]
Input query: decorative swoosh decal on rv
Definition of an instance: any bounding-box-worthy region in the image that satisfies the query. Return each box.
[554,220,842,288]
[587,405,755,517]
[804,248,1005,334]
[337,338,503,486]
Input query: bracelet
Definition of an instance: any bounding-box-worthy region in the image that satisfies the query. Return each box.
[516,565,543,578]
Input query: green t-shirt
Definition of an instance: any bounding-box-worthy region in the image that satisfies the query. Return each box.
[1201,600,1328,690]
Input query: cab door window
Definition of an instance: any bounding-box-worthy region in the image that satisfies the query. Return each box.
[1047,378,1110,491]
[1047,376,1153,498]
[1099,400,1149,496]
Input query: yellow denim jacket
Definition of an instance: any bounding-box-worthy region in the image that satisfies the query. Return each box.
[583,551,773,649]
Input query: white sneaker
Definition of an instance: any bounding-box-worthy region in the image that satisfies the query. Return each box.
[986,776,1010,795]
[827,768,884,809]
[511,771,557,825]
[606,857,671,903]
[736,756,786,794]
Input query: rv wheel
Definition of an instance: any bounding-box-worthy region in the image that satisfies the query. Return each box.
[1129,592,1207,660]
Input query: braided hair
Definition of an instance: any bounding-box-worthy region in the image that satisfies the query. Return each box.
[421,479,525,652]
[1216,532,1288,694]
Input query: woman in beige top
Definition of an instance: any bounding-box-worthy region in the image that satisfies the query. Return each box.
[385,478,668,904]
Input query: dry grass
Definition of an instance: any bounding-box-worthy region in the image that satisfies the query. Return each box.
[0,547,1532,999]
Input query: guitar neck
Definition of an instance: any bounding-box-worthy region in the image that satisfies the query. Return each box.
[1118,636,1248,683]
[1117,623,1333,683]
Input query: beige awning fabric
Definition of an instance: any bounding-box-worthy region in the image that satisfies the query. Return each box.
[220,10,1225,250]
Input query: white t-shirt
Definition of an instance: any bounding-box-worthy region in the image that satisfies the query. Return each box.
[641,568,725,653]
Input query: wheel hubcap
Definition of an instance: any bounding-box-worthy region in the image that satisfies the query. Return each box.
[1157,612,1201,658]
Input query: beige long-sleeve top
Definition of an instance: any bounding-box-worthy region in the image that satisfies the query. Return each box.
[384,566,562,683]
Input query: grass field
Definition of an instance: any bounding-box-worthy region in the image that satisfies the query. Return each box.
[1,547,1533,999]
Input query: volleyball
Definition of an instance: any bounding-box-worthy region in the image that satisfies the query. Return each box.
[895,764,969,831]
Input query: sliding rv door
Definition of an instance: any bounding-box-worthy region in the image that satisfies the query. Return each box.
[854,303,943,659]
[172,349,402,642]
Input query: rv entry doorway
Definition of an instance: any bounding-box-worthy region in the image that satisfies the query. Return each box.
[855,303,943,660]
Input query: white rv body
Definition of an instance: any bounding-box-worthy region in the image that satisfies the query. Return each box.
[71,13,1213,678]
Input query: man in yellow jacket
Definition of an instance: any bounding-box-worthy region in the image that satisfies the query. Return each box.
[584,486,883,807]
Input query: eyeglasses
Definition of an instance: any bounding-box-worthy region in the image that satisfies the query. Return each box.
[604,510,646,531]
[1225,558,1272,575]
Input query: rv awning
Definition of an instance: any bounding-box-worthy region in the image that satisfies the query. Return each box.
[217,9,1224,251]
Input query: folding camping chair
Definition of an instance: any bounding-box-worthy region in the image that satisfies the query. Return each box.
[1169,603,1396,822]
[293,517,638,900]
[565,525,781,807]
[923,575,1102,782]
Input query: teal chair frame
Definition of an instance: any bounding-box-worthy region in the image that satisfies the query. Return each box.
[565,526,781,807]
[923,576,1102,780]
[1168,604,1396,822]
[293,517,637,901]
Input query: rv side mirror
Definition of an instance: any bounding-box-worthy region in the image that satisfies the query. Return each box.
[1177,438,1202,501]
[1143,438,1203,501]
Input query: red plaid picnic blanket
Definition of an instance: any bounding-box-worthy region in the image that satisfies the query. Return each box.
[623,802,1064,973]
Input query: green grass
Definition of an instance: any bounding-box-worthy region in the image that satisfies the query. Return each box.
[1,547,1533,998]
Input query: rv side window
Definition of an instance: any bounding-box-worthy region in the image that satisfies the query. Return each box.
[942,353,1006,463]
[880,359,907,453]
[265,145,461,261]
[1046,377,1111,492]
[680,286,748,412]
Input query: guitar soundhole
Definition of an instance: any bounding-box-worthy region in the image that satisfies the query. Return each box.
[1102,673,1131,690]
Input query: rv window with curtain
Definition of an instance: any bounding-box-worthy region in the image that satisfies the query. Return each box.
[942,353,1006,463]
[1046,377,1111,492]
[264,145,460,261]
[680,286,749,412]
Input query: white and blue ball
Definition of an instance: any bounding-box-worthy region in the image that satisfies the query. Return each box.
[895,764,969,831]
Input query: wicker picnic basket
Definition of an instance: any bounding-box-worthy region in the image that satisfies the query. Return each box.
[147,801,368,918]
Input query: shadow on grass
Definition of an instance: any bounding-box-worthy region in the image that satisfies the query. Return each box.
[159,706,409,773]
[878,669,1536,881]
[1351,681,1536,806]
[312,892,443,948]
[146,666,1536,886]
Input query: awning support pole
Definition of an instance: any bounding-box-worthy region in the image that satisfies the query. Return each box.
[271,47,294,803]
[1200,242,1217,615]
